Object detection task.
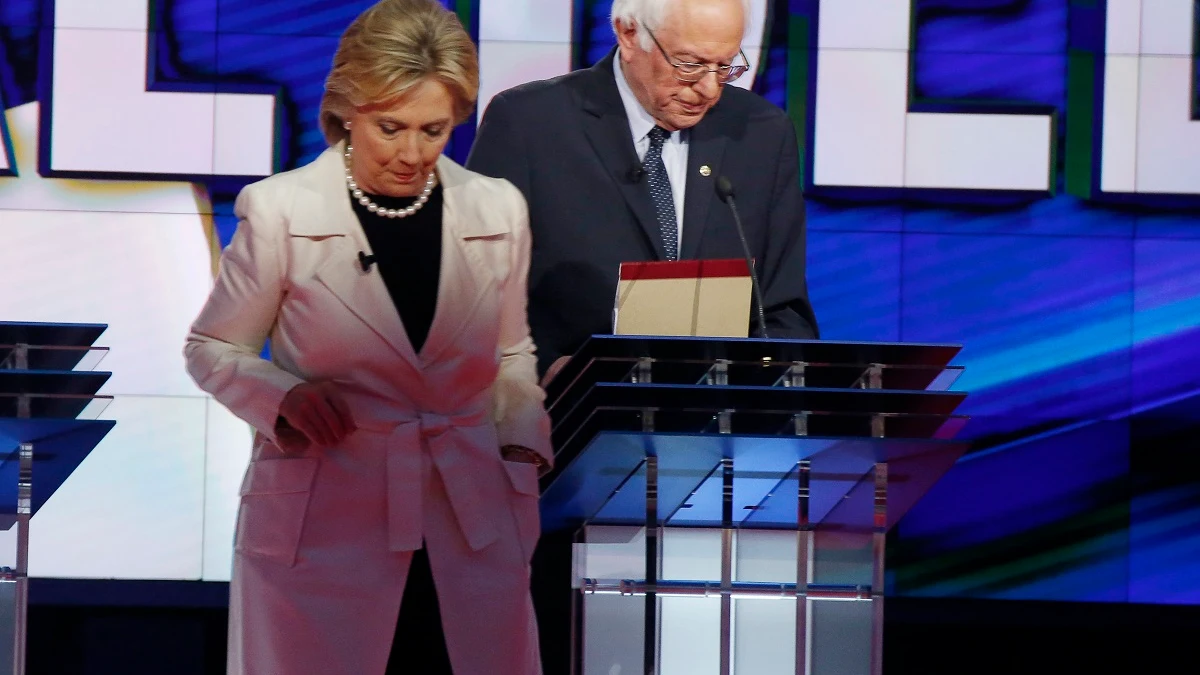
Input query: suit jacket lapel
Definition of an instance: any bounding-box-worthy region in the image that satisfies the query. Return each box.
[418,156,499,366]
[680,116,729,260]
[293,146,422,370]
[579,53,667,260]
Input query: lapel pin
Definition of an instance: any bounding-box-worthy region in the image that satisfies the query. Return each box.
[699,165,712,177]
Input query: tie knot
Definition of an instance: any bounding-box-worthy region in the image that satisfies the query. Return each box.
[648,126,671,147]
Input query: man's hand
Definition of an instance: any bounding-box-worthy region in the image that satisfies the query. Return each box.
[275,381,357,451]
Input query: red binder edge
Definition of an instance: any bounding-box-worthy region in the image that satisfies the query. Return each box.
[618,258,751,281]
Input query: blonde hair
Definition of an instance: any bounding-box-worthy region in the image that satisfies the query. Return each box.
[319,0,479,146]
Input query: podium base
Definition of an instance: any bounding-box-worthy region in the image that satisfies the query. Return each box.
[0,580,16,675]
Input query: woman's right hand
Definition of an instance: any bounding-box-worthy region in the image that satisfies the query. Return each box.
[539,356,571,388]
[275,382,357,451]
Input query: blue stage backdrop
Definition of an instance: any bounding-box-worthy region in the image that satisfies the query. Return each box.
[0,0,1196,603]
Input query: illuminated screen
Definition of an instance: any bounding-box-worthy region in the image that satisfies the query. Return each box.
[0,0,1196,604]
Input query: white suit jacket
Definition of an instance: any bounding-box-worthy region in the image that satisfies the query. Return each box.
[185,146,551,674]
[185,145,552,556]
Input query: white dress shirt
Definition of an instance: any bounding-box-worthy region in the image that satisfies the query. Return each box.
[613,52,688,248]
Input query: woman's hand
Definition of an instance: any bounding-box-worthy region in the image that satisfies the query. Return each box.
[275,382,357,451]
[539,356,571,388]
[501,445,550,477]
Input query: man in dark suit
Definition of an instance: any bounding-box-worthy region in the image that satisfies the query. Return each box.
[468,0,818,384]
[467,0,819,670]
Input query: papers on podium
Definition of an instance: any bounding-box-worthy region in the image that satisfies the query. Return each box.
[613,259,752,337]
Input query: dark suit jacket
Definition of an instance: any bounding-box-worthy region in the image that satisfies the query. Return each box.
[467,49,819,374]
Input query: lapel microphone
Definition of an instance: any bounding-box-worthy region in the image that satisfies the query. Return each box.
[715,176,769,339]
[358,251,376,272]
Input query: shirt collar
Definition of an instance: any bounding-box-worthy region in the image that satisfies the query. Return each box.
[614,51,674,144]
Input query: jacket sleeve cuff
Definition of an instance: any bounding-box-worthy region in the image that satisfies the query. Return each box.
[241,368,306,443]
[493,379,554,467]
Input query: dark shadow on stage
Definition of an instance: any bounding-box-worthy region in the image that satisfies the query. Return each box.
[25,578,1200,675]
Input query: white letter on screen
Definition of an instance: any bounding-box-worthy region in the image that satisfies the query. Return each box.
[731,0,770,92]
[1101,0,1200,194]
[476,0,574,122]
[812,0,1053,191]
[48,0,275,177]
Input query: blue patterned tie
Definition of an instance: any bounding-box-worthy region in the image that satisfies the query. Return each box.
[644,126,679,261]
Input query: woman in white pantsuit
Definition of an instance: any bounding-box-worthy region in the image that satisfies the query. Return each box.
[183,2,551,673]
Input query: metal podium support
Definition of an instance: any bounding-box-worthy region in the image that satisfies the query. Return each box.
[540,336,970,675]
[0,323,115,675]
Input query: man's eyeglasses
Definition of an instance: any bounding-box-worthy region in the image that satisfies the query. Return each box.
[645,29,749,84]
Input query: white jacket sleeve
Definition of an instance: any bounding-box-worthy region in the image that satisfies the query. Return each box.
[490,184,554,467]
[183,186,305,441]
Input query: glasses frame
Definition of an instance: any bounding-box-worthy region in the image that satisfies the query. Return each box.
[644,28,749,84]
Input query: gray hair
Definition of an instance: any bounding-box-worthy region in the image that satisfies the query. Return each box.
[611,0,751,51]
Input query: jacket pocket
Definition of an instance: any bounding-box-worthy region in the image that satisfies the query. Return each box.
[502,460,541,563]
[235,456,320,567]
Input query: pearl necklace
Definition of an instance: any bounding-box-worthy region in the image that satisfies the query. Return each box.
[344,145,436,219]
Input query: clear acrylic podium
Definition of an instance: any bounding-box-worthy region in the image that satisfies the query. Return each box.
[540,336,970,675]
[0,322,114,675]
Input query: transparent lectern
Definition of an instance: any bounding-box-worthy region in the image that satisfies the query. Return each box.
[540,336,970,675]
[0,322,115,675]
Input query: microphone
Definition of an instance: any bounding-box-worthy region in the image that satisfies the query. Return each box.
[626,164,645,184]
[358,251,376,272]
[715,176,769,340]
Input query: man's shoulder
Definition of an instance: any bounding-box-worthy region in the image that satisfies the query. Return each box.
[233,147,340,222]
[713,85,791,129]
[488,67,598,112]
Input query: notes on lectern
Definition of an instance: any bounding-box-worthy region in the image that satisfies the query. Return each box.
[613,259,751,338]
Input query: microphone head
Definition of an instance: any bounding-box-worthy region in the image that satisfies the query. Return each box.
[715,176,735,202]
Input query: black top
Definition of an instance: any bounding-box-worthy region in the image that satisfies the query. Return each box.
[350,184,444,354]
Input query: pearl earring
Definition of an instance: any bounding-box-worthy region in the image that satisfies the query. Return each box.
[343,121,351,131]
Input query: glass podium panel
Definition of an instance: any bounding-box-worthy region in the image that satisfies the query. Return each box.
[559,434,969,675]
[0,370,111,399]
[0,323,107,350]
[542,335,971,675]
[0,345,108,373]
[0,393,112,420]
[549,358,964,413]
[0,322,113,675]
[544,429,968,530]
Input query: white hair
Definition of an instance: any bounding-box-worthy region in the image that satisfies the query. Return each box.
[611,0,752,51]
